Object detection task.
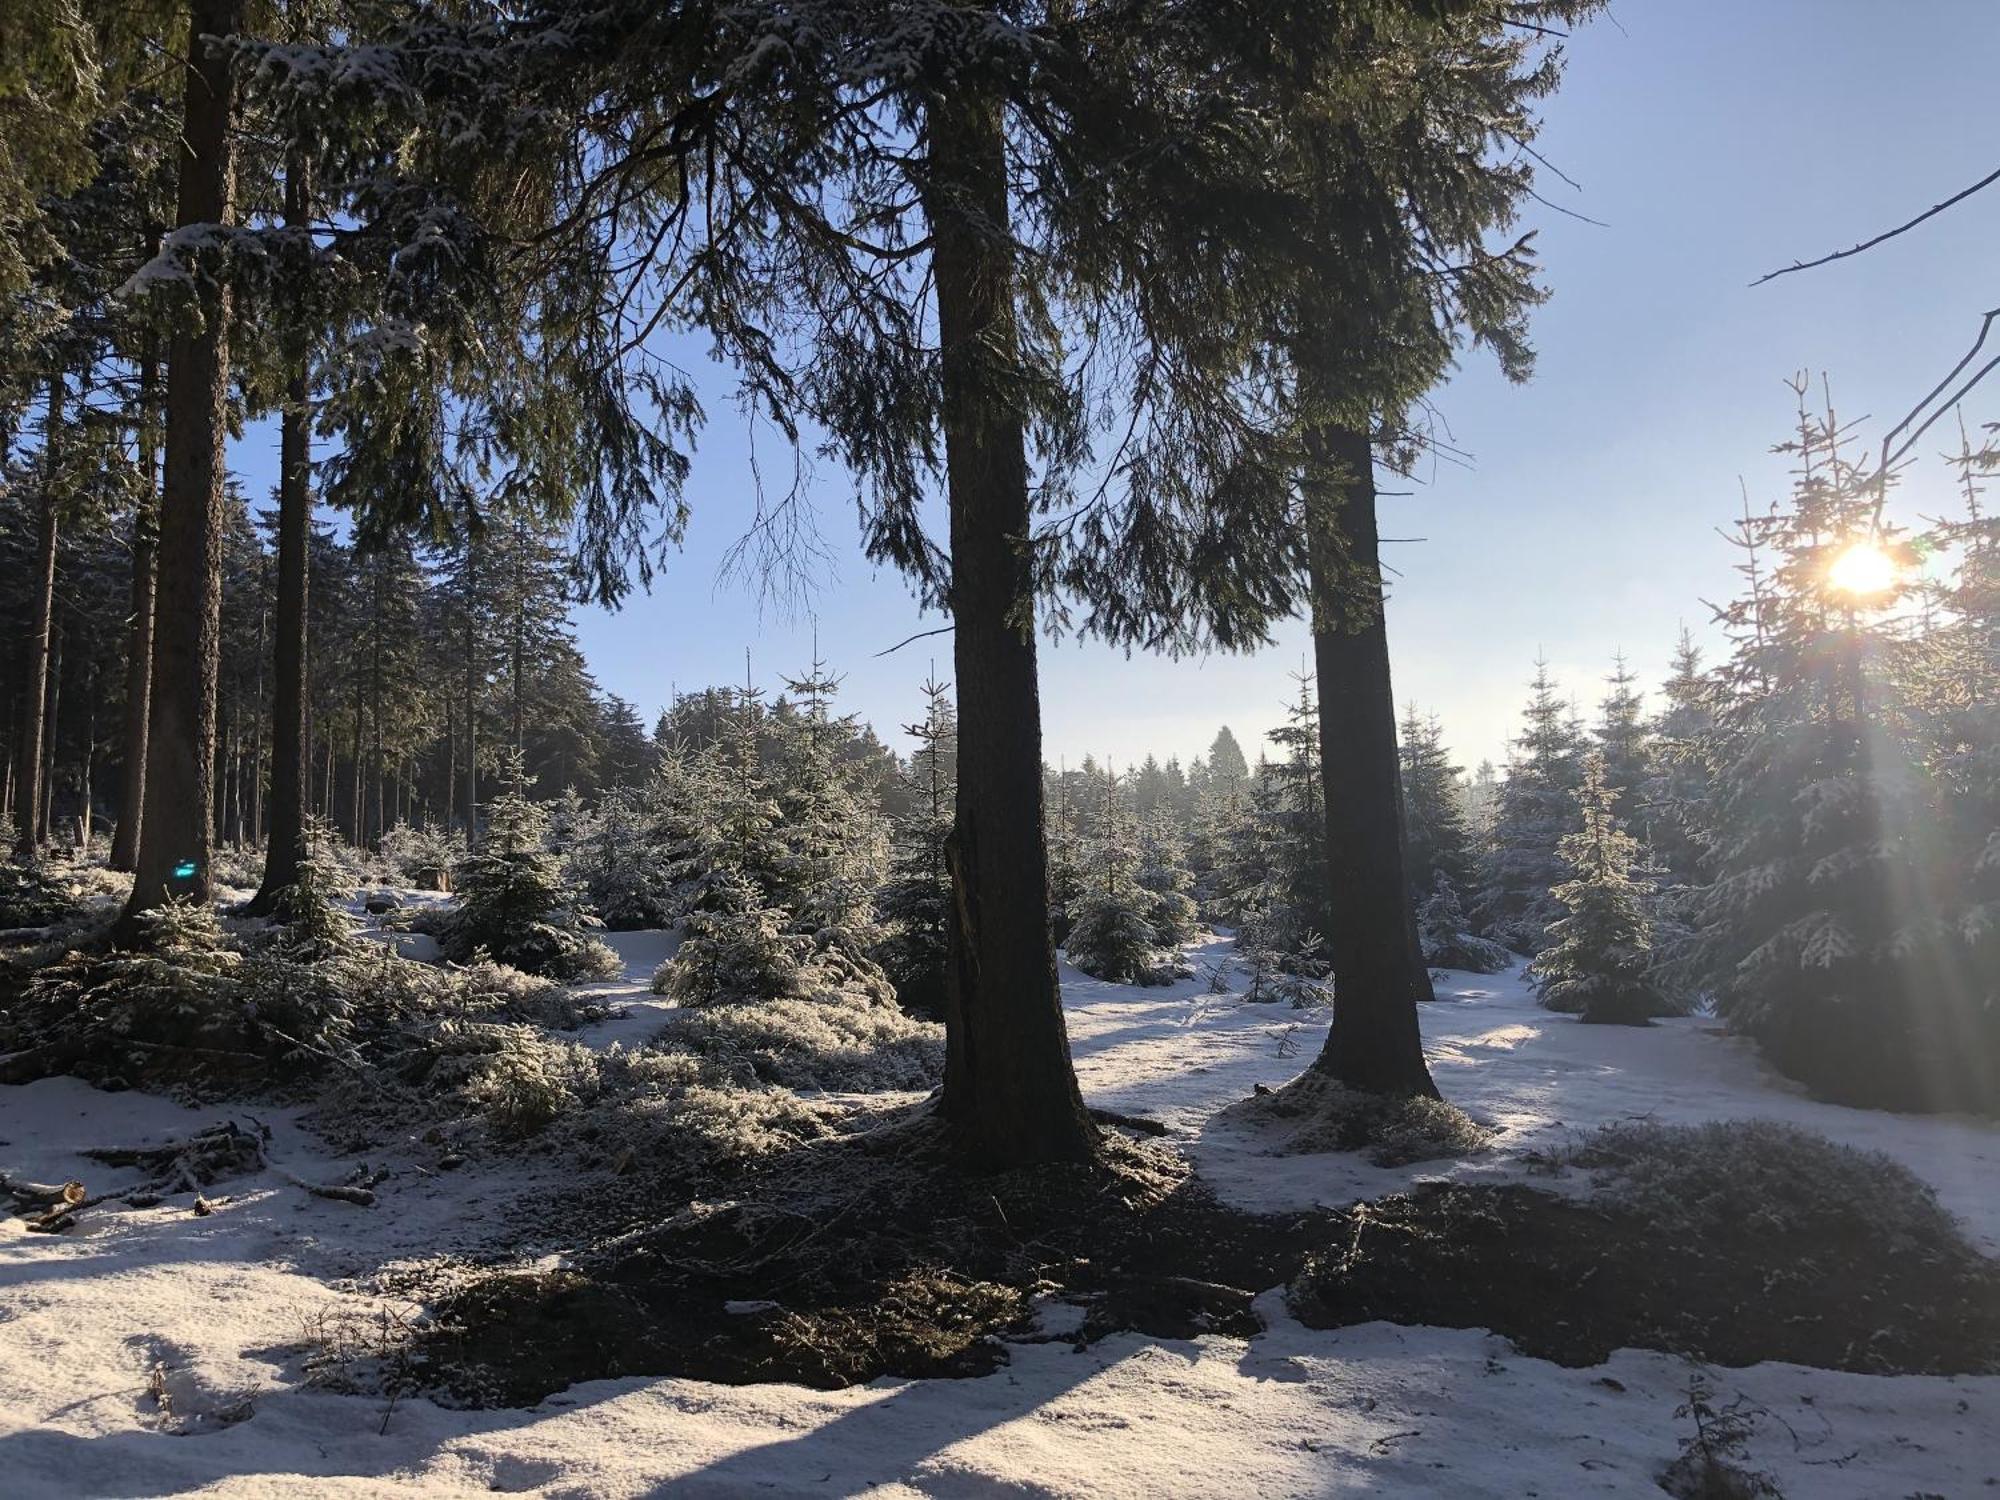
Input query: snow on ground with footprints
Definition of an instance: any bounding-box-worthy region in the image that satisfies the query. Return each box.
[2,916,1995,1498]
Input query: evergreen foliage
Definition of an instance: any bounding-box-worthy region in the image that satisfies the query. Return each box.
[1418,878,1512,975]
[437,754,619,982]
[1693,385,1990,1109]
[1478,659,1585,955]
[1531,754,1667,1024]
[874,675,957,1018]
[1399,706,1479,899]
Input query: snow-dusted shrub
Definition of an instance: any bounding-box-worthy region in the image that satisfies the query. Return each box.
[1417,879,1511,974]
[0,858,80,930]
[663,994,944,1092]
[2,902,283,1085]
[378,821,459,892]
[1222,1070,1492,1166]
[1237,930,1333,1007]
[433,770,619,982]
[459,1027,603,1136]
[1136,808,1201,948]
[568,787,671,930]
[1575,1119,1971,1255]
[263,824,357,962]
[655,872,808,1003]
[1065,888,1164,985]
[447,1029,835,1172]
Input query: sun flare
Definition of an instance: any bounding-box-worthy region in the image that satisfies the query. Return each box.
[1827,540,1898,599]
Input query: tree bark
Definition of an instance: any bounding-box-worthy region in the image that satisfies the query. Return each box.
[461,544,478,833]
[13,373,64,861]
[926,88,1098,1167]
[118,0,245,931]
[1303,422,1440,1097]
[247,163,311,909]
[111,341,161,871]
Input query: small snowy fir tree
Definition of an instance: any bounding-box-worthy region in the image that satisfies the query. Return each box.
[1065,766,1167,984]
[874,673,957,1017]
[1135,804,1200,948]
[1235,673,1329,969]
[1531,753,1664,1024]
[1044,761,1088,941]
[1417,877,1511,974]
[568,785,671,930]
[1398,705,1478,898]
[1476,657,1585,955]
[771,652,888,946]
[1645,629,1718,890]
[443,753,619,980]
[659,869,807,1005]
[267,818,356,962]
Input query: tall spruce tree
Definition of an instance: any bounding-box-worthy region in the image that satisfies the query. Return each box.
[1697,381,1978,1109]
[117,0,248,929]
[1478,658,1586,955]
[1399,706,1478,901]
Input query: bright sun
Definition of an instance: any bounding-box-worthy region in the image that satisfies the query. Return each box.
[1827,540,1898,599]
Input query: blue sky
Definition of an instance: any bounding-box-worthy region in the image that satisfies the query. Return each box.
[240,0,2000,775]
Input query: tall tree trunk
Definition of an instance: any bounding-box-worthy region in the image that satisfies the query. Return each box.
[462,547,478,834]
[41,618,64,845]
[79,657,96,849]
[1302,421,1440,1097]
[248,158,311,908]
[112,339,161,871]
[13,373,63,860]
[926,89,1097,1167]
[119,0,245,929]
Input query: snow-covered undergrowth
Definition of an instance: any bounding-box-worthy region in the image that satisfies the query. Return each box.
[0,930,1994,1497]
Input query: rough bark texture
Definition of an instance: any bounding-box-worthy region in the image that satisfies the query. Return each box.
[110,343,160,871]
[13,375,63,860]
[927,89,1098,1168]
[119,0,244,929]
[246,159,313,913]
[1304,422,1441,1098]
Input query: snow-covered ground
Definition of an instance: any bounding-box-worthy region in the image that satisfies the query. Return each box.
[1,934,1994,1497]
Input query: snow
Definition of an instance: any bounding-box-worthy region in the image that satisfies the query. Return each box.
[1,932,1994,1497]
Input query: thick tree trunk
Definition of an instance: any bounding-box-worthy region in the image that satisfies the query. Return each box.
[119,0,245,931]
[1303,422,1440,1098]
[926,88,1097,1167]
[248,168,311,909]
[13,375,63,860]
[110,342,159,872]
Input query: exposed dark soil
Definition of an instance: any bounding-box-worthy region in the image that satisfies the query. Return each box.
[414,1122,1333,1402]
[412,1117,2000,1406]
[1289,1181,2000,1375]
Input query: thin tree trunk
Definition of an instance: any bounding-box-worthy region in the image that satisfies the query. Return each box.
[1302,421,1440,1097]
[926,88,1097,1167]
[13,374,63,860]
[79,657,95,849]
[119,0,245,930]
[111,340,161,871]
[41,618,64,845]
[462,546,478,834]
[249,158,312,907]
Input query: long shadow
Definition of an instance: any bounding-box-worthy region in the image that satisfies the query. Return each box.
[642,1340,1116,1498]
